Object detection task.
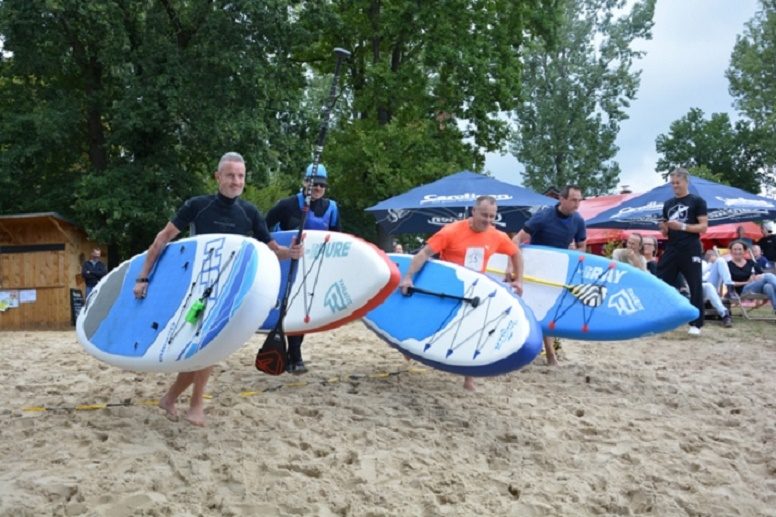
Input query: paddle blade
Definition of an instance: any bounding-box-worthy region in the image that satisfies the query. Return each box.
[255,329,288,375]
[570,284,607,307]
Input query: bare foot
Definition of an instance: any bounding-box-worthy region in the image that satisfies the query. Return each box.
[546,355,559,366]
[185,406,206,427]
[463,377,476,391]
[159,395,179,421]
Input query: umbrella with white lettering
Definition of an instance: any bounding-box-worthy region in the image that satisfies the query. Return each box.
[365,171,556,234]
[586,175,776,229]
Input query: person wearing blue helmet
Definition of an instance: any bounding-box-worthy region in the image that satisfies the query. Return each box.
[266,163,341,373]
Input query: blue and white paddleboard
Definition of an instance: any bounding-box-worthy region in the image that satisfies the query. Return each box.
[487,245,699,340]
[259,230,400,334]
[76,234,280,372]
[363,254,543,377]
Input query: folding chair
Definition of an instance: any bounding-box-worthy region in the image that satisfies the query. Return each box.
[726,289,775,321]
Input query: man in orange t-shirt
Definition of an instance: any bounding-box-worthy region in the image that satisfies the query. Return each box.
[399,195,524,391]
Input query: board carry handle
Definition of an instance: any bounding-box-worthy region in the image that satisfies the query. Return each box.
[406,286,481,308]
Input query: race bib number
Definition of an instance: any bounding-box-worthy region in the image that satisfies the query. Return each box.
[464,247,485,271]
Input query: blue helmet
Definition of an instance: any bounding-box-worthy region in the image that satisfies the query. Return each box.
[305,163,328,185]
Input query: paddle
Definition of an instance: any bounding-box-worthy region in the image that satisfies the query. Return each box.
[406,286,481,308]
[256,47,351,376]
[523,274,607,307]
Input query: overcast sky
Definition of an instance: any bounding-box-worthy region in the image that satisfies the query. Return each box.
[485,0,761,194]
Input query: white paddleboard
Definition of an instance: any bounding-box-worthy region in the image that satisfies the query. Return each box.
[259,230,400,334]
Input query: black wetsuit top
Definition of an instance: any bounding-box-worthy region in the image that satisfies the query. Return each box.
[171,192,272,242]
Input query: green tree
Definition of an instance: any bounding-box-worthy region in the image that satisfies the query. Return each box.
[726,0,776,188]
[0,0,310,258]
[296,0,560,244]
[654,108,767,193]
[510,0,656,196]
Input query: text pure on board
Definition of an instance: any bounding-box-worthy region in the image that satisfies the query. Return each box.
[306,241,352,260]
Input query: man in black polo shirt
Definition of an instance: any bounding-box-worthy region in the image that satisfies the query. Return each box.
[514,185,586,366]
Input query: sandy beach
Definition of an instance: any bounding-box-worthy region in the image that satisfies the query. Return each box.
[1,315,774,516]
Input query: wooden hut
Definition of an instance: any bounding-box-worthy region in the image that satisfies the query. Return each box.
[0,212,103,330]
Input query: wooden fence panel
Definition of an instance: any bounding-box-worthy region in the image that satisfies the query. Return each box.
[0,250,70,329]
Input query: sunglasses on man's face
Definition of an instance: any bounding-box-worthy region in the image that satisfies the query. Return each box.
[312,182,327,188]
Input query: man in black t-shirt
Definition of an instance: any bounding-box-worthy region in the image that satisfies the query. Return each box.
[131,152,302,426]
[657,168,708,335]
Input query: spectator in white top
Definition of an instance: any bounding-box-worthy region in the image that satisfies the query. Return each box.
[612,233,647,271]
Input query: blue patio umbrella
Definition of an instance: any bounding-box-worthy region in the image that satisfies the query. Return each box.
[365,171,556,234]
[586,175,776,229]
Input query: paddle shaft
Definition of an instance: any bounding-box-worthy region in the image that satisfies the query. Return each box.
[277,48,350,323]
[523,274,606,308]
[407,286,480,308]
[258,48,350,374]
[523,274,573,290]
[488,268,584,292]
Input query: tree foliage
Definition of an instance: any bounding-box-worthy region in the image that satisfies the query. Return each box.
[0,0,310,257]
[1,0,561,256]
[296,0,560,243]
[654,108,768,193]
[510,0,655,196]
[726,0,776,188]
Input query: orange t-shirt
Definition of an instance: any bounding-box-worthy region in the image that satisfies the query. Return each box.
[426,219,517,272]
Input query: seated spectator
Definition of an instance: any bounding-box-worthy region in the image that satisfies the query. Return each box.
[612,233,647,271]
[751,244,771,270]
[703,249,734,291]
[701,249,733,327]
[641,236,659,275]
[727,241,776,313]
